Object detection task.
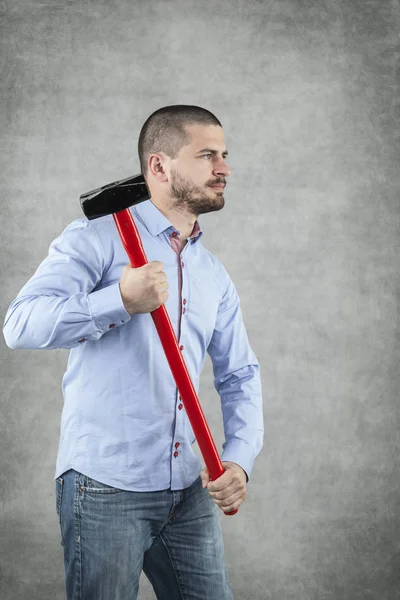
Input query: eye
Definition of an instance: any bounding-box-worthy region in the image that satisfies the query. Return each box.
[202,153,212,159]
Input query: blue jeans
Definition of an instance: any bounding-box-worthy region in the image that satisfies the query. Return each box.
[56,470,233,600]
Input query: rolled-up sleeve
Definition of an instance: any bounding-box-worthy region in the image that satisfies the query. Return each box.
[207,263,264,481]
[3,219,130,350]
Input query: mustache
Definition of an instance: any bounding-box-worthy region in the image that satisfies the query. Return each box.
[208,178,226,185]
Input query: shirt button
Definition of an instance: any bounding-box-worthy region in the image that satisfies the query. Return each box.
[175,442,180,448]
[181,262,184,267]
[178,403,183,410]
[109,324,115,329]
[78,338,86,343]
[183,299,187,305]
[172,232,178,237]
[173,451,179,458]
[179,345,184,351]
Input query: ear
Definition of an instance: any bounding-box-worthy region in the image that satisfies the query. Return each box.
[148,153,169,183]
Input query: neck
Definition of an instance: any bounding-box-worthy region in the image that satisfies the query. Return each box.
[150,195,197,244]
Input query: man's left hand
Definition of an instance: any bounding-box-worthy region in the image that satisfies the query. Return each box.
[200,461,247,513]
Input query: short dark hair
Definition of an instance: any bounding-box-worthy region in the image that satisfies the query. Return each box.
[138,105,222,176]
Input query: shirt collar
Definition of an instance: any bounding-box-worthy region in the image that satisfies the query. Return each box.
[134,199,203,243]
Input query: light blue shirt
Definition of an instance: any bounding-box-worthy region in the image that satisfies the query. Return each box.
[3,199,263,491]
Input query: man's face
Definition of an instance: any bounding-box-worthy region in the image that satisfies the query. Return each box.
[168,124,231,216]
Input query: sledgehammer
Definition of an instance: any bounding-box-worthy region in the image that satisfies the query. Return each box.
[80,173,238,516]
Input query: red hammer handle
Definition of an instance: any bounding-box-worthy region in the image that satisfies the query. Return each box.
[113,208,238,516]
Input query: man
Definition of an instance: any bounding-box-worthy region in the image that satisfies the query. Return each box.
[3,105,264,600]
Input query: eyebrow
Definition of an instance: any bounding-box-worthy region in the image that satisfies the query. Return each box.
[196,148,229,157]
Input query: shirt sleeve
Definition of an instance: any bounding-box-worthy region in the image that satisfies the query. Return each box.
[3,219,131,350]
[207,262,264,482]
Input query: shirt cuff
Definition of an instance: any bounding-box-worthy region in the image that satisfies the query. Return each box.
[221,439,256,483]
[87,282,131,333]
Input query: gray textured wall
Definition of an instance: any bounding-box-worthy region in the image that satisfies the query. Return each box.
[1,1,400,599]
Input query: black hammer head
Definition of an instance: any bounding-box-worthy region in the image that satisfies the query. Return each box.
[80,173,150,220]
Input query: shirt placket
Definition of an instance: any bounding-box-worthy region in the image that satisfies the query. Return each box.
[169,230,189,485]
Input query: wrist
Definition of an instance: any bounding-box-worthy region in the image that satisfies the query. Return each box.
[119,284,135,315]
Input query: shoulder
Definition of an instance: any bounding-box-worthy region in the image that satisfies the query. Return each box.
[58,216,110,235]
[51,217,114,271]
[58,215,117,247]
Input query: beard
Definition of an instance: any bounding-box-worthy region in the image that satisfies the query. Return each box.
[169,169,225,216]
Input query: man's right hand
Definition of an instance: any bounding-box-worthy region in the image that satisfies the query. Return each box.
[119,261,169,315]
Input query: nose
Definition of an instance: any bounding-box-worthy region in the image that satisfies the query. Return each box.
[213,157,231,178]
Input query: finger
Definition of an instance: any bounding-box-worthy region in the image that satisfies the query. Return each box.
[200,468,210,488]
[221,498,244,513]
[213,491,245,511]
[209,478,247,500]
[154,261,164,270]
[207,471,234,492]
[208,483,237,500]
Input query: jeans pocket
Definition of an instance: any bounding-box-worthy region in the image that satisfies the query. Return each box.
[85,476,123,494]
[56,477,64,523]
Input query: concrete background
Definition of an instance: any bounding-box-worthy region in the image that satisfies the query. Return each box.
[1,0,400,598]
